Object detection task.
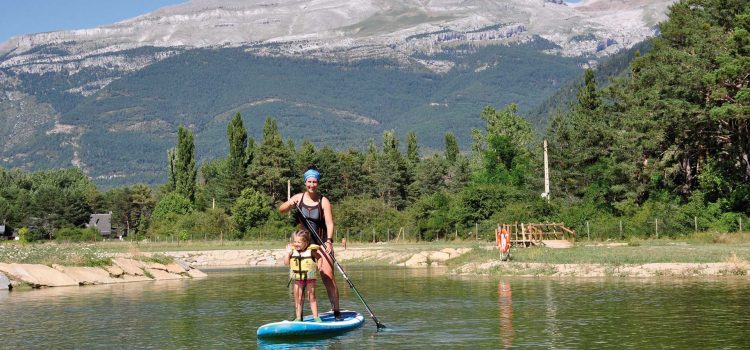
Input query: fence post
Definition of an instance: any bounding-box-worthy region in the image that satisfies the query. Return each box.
[655,219,659,239]
[619,220,623,240]
[695,216,698,233]
[586,221,590,240]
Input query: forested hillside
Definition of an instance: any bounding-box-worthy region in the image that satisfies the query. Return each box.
[2,39,583,187]
[1,0,747,242]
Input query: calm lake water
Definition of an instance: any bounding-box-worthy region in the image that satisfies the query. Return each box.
[2,267,749,349]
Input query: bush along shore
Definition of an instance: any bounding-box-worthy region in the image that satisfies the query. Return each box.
[2,234,750,290]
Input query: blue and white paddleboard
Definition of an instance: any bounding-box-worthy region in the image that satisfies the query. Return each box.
[256,310,365,338]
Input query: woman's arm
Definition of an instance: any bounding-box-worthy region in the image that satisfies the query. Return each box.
[322,197,334,247]
[279,193,301,213]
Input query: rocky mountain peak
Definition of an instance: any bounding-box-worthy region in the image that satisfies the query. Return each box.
[1,0,675,63]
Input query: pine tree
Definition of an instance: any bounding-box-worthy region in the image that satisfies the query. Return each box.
[248,117,295,202]
[406,131,420,165]
[476,104,533,186]
[444,132,459,164]
[374,130,409,208]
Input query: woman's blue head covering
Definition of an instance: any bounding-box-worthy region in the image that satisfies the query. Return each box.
[304,169,321,181]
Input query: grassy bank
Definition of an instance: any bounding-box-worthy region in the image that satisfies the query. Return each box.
[2,232,749,269]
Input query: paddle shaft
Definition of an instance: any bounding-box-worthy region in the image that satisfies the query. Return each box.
[294,204,386,329]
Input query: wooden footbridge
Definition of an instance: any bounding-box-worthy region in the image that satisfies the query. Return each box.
[497,223,576,248]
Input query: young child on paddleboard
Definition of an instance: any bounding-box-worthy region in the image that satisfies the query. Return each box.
[284,229,323,322]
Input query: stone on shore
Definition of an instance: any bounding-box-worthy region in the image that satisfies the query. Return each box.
[165,262,187,274]
[145,268,184,280]
[173,259,192,271]
[163,249,276,266]
[112,258,146,276]
[0,272,10,290]
[403,252,429,267]
[186,268,208,278]
[428,251,451,262]
[0,263,78,287]
[105,265,125,278]
[144,261,168,271]
[120,274,155,282]
[52,265,119,285]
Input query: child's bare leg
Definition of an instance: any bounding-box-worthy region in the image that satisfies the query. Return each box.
[308,284,318,318]
[293,284,303,320]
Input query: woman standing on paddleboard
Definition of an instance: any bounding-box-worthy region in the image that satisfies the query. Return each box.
[279,165,341,319]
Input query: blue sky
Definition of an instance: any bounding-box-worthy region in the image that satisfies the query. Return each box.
[0,0,187,44]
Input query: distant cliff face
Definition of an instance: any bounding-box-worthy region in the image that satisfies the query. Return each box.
[0,0,675,187]
[0,0,673,73]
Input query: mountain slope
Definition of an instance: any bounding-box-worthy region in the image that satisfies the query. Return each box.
[0,0,675,187]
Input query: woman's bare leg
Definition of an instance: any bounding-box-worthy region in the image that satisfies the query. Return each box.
[318,250,340,312]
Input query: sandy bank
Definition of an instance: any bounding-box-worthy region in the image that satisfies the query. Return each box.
[149,246,750,278]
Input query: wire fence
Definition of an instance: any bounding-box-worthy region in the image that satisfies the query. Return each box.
[566,215,747,241]
[45,215,747,244]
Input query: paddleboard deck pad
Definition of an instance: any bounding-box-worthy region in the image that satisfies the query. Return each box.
[257,310,364,338]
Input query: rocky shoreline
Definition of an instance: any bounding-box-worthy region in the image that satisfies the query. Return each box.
[0,257,207,290]
[3,245,749,290]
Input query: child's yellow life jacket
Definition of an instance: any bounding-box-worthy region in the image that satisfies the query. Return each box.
[289,244,319,281]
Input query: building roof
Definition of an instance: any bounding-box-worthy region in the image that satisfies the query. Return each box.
[88,213,112,235]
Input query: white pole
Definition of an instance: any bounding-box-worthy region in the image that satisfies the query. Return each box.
[287,180,291,200]
[544,140,550,198]
[586,221,590,240]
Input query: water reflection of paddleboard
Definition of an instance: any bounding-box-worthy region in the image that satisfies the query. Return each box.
[257,310,364,338]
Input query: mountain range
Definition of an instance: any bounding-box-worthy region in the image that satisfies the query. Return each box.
[0,0,675,187]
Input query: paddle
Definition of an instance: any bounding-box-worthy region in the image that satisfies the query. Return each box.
[294,203,387,330]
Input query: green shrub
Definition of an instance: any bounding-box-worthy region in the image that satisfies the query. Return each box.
[231,188,273,234]
[17,227,30,244]
[710,212,742,232]
[152,192,194,222]
[55,227,100,242]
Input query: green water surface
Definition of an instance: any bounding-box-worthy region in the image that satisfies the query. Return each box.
[2,267,749,349]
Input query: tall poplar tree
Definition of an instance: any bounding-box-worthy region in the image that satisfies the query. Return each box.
[226,113,249,202]
[174,125,197,203]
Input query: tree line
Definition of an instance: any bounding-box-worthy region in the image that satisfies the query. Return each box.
[1,0,747,242]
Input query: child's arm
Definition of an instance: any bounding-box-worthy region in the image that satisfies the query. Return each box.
[283,244,293,266]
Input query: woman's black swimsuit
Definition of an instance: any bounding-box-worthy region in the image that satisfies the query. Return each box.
[298,192,328,245]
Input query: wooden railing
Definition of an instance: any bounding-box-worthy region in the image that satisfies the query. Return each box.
[499,223,576,246]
